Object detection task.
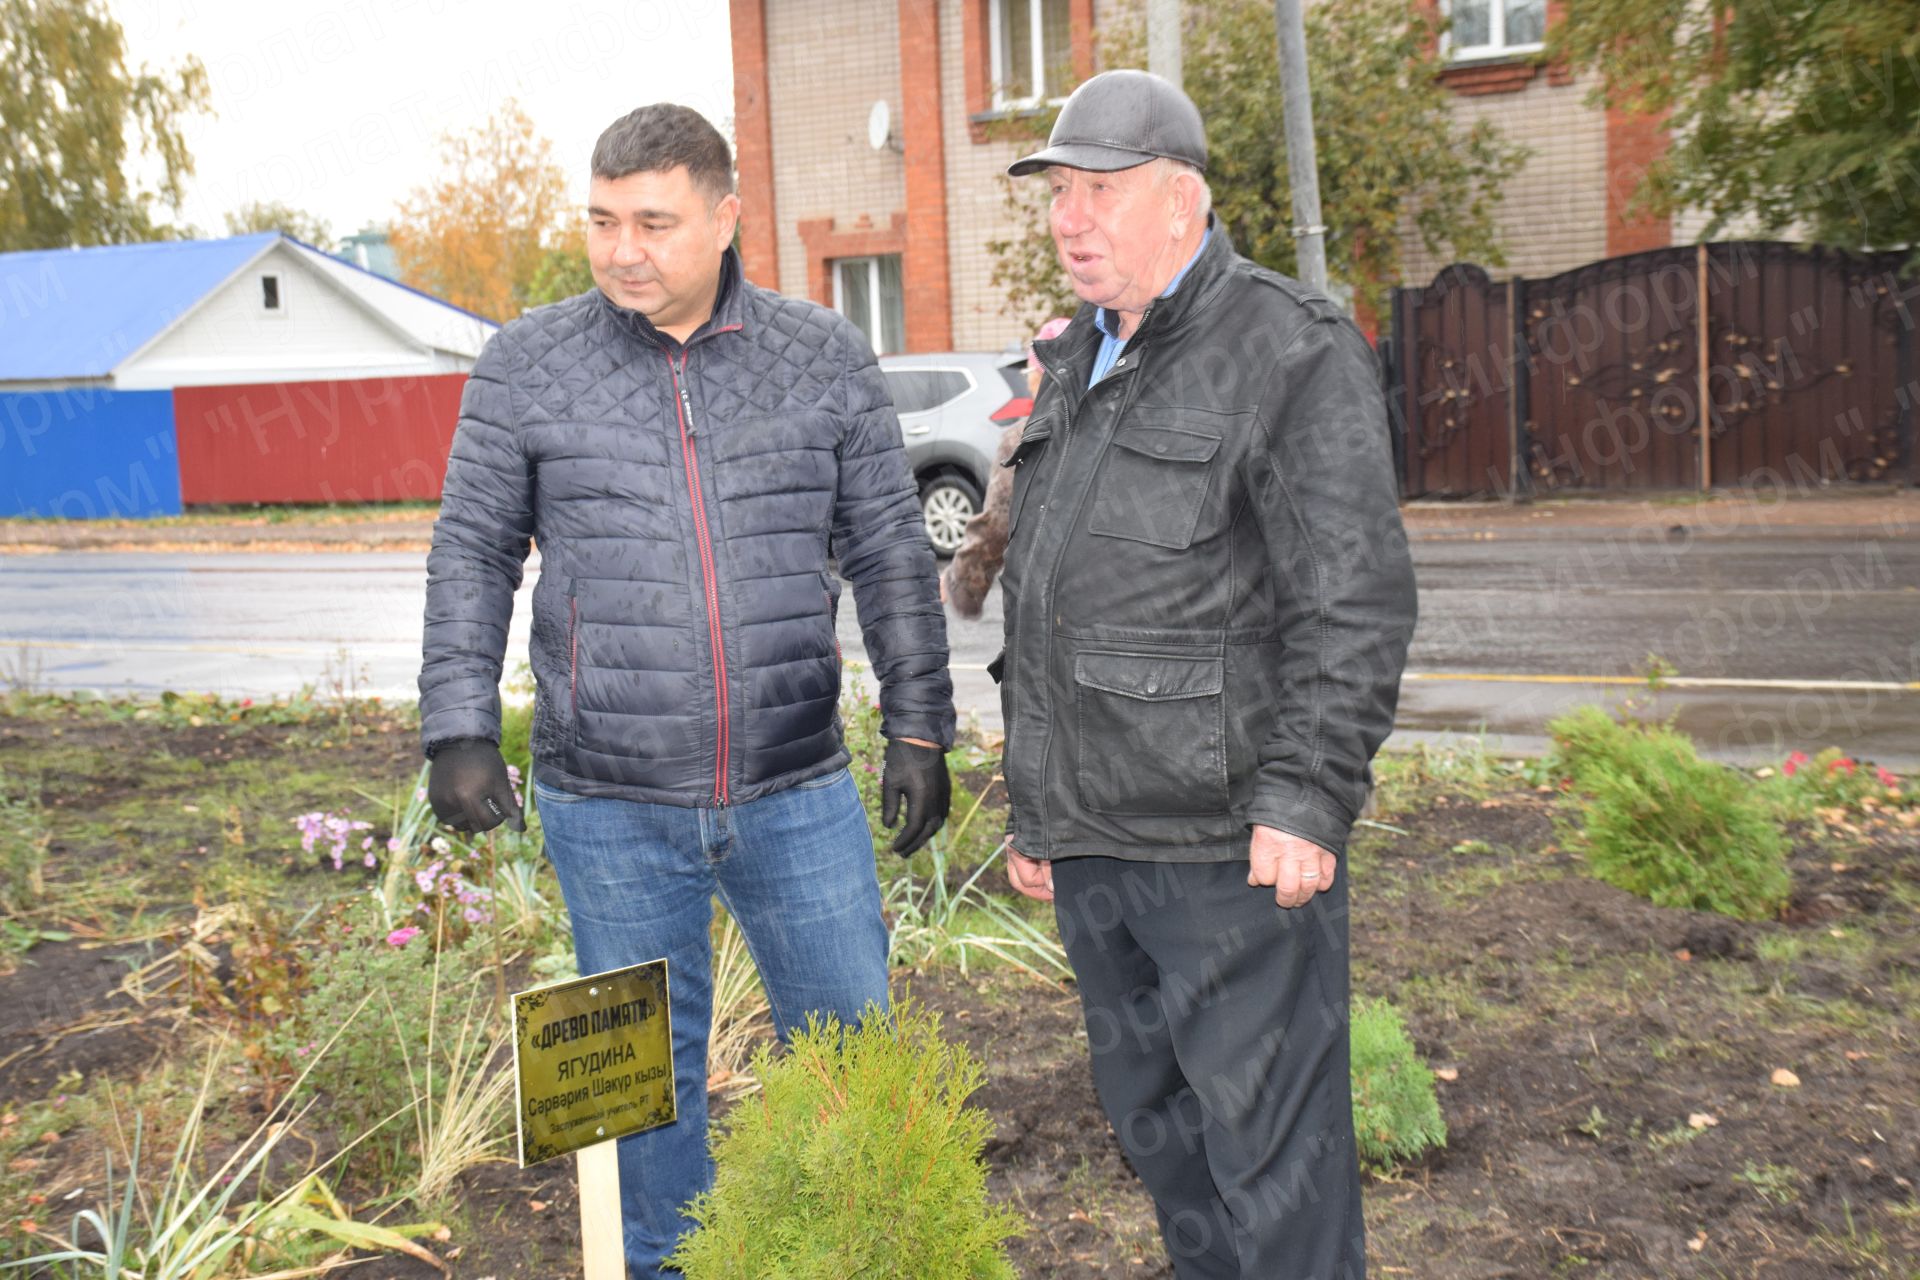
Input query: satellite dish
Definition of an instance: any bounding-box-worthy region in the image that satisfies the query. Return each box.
[867,100,895,152]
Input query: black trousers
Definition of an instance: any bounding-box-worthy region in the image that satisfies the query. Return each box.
[1052,856,1366,1280]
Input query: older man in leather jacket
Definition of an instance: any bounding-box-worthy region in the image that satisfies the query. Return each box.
[997,71,1417,1280]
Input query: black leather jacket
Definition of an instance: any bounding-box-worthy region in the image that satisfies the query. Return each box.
[995,225,1416,861]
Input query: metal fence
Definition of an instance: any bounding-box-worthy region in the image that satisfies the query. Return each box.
[1380,242,1920,498]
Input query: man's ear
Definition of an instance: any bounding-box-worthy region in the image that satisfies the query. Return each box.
[1169,170,1200,240]
[712,192,742,252]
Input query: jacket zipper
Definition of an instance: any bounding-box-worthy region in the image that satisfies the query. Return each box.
[568,594,579,720]
[668,343,732,805]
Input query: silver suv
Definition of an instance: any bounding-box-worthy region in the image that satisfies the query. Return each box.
[880,352,1031,557]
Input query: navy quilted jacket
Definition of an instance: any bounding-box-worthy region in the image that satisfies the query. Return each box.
[418,250,955,805]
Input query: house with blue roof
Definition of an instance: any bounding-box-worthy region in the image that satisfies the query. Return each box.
[0,233,497,517]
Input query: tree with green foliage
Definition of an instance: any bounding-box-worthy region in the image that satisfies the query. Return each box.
[224,201,333,252]
[524,244,595,308]
[989,0,1528,328]
[1551,0,1920,258]
[0,0,210,251]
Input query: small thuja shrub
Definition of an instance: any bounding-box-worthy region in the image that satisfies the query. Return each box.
[1349,996,1446,1172]
[670,998,1022,1279]
[1547,706,1789,920]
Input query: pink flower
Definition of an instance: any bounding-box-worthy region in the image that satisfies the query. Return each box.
[1784,751,1810,777]
[386,926,422,947]
[1876,766,1898,788]
[363,851,377,868]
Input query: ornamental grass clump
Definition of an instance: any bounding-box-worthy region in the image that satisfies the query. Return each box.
[1547,705,1789,920]
[1349,996,1447,1172]
[669,998,1022,1279]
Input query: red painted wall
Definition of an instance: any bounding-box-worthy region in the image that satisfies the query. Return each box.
[172,374,467,505]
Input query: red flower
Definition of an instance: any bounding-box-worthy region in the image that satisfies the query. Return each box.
[1783,751,1810,778]
[1828,757,1856,775]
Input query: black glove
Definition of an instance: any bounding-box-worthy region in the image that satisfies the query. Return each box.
[881,739,951,856]
[426,739,525,834]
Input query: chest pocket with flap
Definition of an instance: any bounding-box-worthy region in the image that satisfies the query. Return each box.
[1086,424,1222,549]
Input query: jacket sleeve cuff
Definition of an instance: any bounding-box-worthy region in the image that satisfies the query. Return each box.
[881,709,956,750]
[1246,786,1357,857]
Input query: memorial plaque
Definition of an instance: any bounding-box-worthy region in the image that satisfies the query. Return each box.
[513,959,674,1166]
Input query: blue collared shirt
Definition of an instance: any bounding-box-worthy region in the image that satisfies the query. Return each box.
[1088,226,1211,387]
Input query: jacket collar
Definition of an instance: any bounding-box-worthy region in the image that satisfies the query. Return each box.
[594,246,748,350]
[1029,216,1237,389]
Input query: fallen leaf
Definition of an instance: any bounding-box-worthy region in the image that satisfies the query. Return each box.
[1845,1050,1869,1061]
[445,1246,463,1259]
[1674,947,1692,961]
[1478,799,1503,809]
[1687,1112,1718,1129]
[36,1132,58,1146]
[1067,1209,1092,1223]
[1688,1232,1707,1252]
[1434,1067,1460,1082]
[18,1220,36,1235]
[25,1193,45,1206]
[1830,928,1847,938]
[1857,1157,1876,1169]
[529,1200,548,1213]
[431,1226,452,1242]
[1830,863,1849,873]
[1771,1068,1801,1088]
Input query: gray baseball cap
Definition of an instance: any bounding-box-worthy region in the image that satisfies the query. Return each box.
[1007,69,1207,177]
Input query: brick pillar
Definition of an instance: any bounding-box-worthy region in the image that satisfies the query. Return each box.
[899,0,953,351]
[1071,0,1094,81]
[1605,103,1672,256]
[730,0,779,288]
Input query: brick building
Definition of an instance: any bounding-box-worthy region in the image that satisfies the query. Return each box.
[730,0,1678,354]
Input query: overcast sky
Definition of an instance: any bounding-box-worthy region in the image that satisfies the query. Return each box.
[115,0,737,242]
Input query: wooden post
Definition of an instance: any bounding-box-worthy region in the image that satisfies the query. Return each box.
[578,1140,624,1279]
[1696,242,1712,491]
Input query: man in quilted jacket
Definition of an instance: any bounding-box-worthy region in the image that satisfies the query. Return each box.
[416,104,954,1276]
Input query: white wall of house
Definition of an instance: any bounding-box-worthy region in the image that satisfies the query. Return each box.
[114,242,466,390]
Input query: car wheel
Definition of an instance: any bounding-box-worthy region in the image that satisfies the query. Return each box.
[920,474,982,558]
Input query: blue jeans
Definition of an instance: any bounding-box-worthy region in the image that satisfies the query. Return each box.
[534,768,892,1278]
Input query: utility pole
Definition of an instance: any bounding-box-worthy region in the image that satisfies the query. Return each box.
[1147,0,1183,89]
[1273,0,1327,293]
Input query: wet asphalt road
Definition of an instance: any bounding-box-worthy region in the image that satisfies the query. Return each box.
[3,528,1916,765]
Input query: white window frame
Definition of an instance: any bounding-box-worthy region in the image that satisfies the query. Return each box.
[260,272,286,318]
[832,255,903,356]
[989,0,1070,111]
[1440,0,1547,63]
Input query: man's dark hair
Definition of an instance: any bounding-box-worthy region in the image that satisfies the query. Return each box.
[592,105,735,204]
